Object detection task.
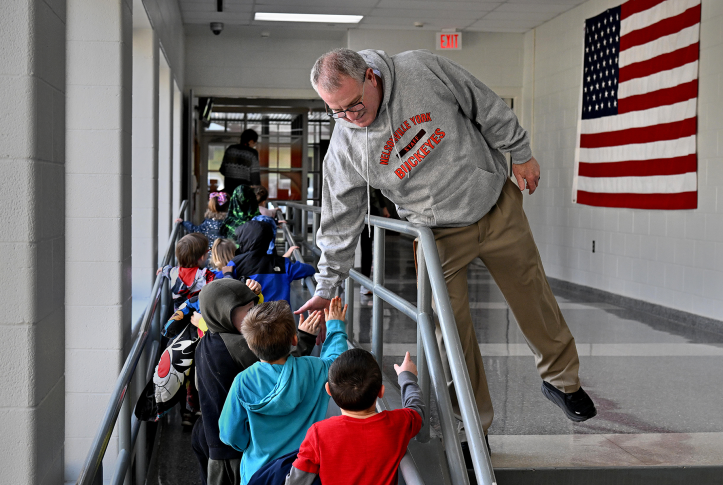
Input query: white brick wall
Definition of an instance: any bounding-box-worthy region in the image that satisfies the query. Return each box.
[65,0,133,483]
[0,0,66,483]
[523,0,723,320]
[132,26,159,320]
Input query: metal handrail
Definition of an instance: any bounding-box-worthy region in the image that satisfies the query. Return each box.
[278,201,496,485]
[76,200,188,485]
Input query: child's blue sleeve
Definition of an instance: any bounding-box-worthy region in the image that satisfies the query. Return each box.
[319,319,348,368]
[286,259,316,281]
[182,221,200,233]
[219,376,251,452]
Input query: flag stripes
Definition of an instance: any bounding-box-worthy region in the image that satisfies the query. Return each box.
[578,154,697,177]
[620,3,701,49]
[574,0,700,210]
[618,79,697,113]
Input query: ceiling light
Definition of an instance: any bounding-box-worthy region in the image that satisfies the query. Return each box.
[254,13,363,23]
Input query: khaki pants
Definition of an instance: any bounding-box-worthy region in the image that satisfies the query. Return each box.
[432,178,580,433]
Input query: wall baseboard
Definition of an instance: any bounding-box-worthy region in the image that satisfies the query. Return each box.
[547,277,723,337]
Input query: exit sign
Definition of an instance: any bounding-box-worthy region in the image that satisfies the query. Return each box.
[436,32,462,50]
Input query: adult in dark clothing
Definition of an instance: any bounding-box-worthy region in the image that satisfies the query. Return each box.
[220,129,261,195]
[193,279,317,485]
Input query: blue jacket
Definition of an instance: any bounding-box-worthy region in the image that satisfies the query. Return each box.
[218,318,348,485]
[231,220,316,304]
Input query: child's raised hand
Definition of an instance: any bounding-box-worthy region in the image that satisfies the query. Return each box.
[190,312,202,328]
[245,278,262,295]
[174,218,183,223]
[282,246,300,258]
[298,310,322,336]
[323,296,347,322]
[394,352,418,377]
[156,267,162,275]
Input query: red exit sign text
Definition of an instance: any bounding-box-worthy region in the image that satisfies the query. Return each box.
[436,32,462,50]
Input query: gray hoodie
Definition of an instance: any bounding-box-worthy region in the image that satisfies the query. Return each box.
[315,49,531,299]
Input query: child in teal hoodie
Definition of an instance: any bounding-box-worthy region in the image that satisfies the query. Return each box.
[219,297,348,484]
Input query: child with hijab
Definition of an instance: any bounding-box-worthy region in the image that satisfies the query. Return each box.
[192,279,321,485]
[222,185,260,238]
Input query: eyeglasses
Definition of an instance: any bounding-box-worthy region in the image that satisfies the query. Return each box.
[325,80,366,119]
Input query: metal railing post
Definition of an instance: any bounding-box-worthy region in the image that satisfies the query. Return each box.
[134,347,148,485]
[92,463,103,485]
[293,207,301,239]
[300,207,309,247]
[372,226,385,369]
[119,392,131,485]
[344,275,354,342]
[416,244,432,444]
[418,231,495,485]
[312,212,319,248]
[418,313,471,485]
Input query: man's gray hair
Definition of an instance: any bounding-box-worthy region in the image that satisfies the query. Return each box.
[310,48,368,93]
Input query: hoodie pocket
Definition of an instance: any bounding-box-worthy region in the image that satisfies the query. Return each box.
[431,167,503,226]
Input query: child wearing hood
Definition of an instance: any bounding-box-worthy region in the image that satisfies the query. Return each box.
[231,220,316,304]
[219,297,348,485]
[193,279,321,485]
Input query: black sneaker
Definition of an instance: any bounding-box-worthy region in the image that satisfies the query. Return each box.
[541,381,597,422]
[460,436,491,469]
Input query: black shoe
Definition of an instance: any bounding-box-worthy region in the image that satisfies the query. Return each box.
[460,436,491,469]
[541,381,597,422]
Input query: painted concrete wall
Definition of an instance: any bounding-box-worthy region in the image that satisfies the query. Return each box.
[346,29,525,99]
[185,26,526,101]
[184,25,347,97]
[0,0,66,483]
[65,0,133,482]
[131,27,159,321]
[141,0,185,89]
[523,0,723,320]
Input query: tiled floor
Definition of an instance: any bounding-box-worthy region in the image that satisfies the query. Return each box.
[351,234,723,469]
[151,233,723,484]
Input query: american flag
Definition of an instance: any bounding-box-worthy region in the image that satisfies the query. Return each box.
[572,0,700,209]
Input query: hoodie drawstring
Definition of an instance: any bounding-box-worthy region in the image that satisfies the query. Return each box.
[365,127,371,237]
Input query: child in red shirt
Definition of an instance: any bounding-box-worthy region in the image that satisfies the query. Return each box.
[285,349,424,485]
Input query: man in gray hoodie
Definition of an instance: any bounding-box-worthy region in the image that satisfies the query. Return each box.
[298,48,596,437]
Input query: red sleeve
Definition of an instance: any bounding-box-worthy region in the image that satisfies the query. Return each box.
[292,423,321,474]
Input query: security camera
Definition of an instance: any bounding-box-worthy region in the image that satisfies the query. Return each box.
[210,22,224,35]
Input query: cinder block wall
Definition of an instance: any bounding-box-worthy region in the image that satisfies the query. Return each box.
[522,0,723,320]
[0,0,67,483]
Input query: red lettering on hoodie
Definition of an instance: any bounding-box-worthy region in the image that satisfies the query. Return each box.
[395,168,406,179]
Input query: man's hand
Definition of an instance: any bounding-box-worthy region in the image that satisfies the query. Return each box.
[174,218,183,223]
[295,295,331,315]
[394,352,418,376]
[295,296,332,344]
[283,246,300,258]
[298,310,322,336]
[382,207,390,218]
[245,278,262,295]
[512,156,541,195]
[324,296,348,322]
[156,267,163,275]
